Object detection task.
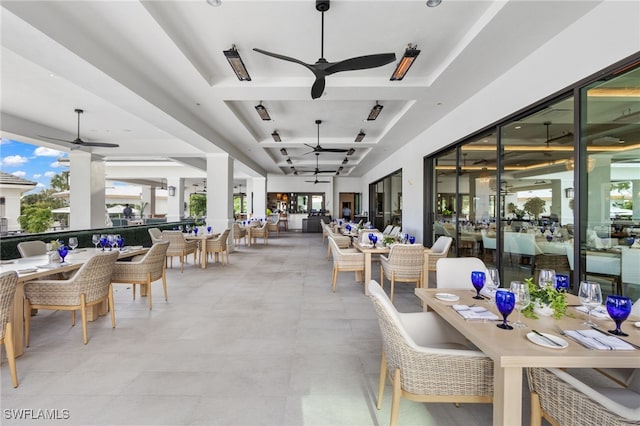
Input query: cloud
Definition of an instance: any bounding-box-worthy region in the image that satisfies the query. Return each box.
[35,146,64,157]
[33,173,42,179]
[0,139,10,145]
[36,182,45,187]
[1,155,28,167]
[12,170,27,177]
[50,161,63,168]
[44,171,56,177]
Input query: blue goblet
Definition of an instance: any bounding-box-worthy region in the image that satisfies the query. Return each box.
[555,274,570,292]
[194,227,199,235]
[207,226,212,234]
[495,290,515,330]
[605,295,632,336]
[626,237,635,246]
[409,235,416,244]
[371,235,378,247]
[546,234,553,242]
[368,233,374,244]
[471,271,486,300]
[117,236,125,249]
[99,237,109,251]
[57,246,69,263]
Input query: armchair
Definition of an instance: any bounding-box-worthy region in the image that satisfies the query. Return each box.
[423,236,453,288]
[148,227,163,244]
[0,271,19,387]
[379,244,424,303]
[162,230,197,272]
[206,228,231,265]
[17,241,47,257]
[328,237,364,292]
[233,222,247,246]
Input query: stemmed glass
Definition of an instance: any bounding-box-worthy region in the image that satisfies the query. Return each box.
[371,234,378,247]
[57,245,69,264]
[117,235,125,249]
[409,235,416,244]
[99,235,109,251]
[510,281,530,328]
[68,237,78,251]
[107,235,115,251]
[207,226,212,234]
[470,271,485,300]
[605,295,632,336]
[486,267,500,300]
[538,269,556,289]
[578,281,602,326]
[185,225,192,234]
[92,234,100,250]
[368,233,374,246]
[194,227,199,236]
[495,290,516,330]
[555,274,570,292]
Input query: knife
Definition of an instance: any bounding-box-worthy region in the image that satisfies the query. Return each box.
[590,326,640,350]
[532,329,563,347]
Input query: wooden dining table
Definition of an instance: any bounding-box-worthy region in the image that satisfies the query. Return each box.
[414,288,640,426]
[0,246,148,357]
[184,232,218,268]
[353,241,390,295]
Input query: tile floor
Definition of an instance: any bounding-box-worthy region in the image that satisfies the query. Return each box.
[2,232,530,425]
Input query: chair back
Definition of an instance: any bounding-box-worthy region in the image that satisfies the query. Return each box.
[481,230,496,250]
[140,241,170,280]
[74,251,119,304]
[385,244,424,280]
[430,236,453,254]
[148,228,163,244]
[436,257,488,289]
[162,230,186,248]
[0,271,18,340]
[17,241,47,257]
[382,225,393,235]
[389,226,401,237]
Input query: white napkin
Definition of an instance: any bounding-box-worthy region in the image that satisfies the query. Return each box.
[575,305,610,319]
[452,305,499,321]
[480,287,497,299]
[564,329,635,351]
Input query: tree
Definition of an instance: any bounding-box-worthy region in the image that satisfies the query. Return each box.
[189,194,206,218]
[18,206,53,233]
[50,171,70,191]
[523,197,546,220]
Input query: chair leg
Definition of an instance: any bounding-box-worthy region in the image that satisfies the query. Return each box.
[23,299,31,347]
[332,266,338,292]
[132,283,137,300]
[3,324,18,388]
[146,273,152,310]
[162,269,168,302]
[390,368,402,426]
[376,350,387,410]
[379,265,384,289]
[390,272,396,303]
[180,254,184,273]
[530,392,543,426]
[108,285,116,328]
[80,294,88,345]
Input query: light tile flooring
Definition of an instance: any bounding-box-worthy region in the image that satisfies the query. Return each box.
[2,232,530,425]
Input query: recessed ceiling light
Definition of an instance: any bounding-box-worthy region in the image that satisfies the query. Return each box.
[206,0,221,6]
[426,0,441,7]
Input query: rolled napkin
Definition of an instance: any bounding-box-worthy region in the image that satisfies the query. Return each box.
[452,304,499,321]
[564,329,635,351]
[574,305,610,319]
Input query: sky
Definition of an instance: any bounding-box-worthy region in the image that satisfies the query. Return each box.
[0,138,69,193]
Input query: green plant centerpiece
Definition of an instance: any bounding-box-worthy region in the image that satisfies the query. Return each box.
[522,277,568,319]
[384,236,395,246]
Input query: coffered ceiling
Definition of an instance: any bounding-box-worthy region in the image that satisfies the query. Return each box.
[0,1,603,184]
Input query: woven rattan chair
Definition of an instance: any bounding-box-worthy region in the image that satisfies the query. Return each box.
[368,280,493,426]
[250,221,269,245]
[435,257,489,289]
[326,229,351,260]
[328,237,365,292]
[17,241,47,257]
[24,251,119,345]
[148,227,163,244]
[111,241,169,310]
[0,271,19,388]
[380,244,424,303]
[423,236,453,288]
[206,228,231,265]
[233,222,247,246]
[528,367,640,426]
[162,230,197,273]
[266,215,280,237]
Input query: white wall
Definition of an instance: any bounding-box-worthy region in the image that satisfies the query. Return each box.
[358,1,640,241]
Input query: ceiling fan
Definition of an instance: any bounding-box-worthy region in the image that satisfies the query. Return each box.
[304,119,349,154]
[306,176,331,184]
[39,109,119,148]
[301,152,337,175]
[253,0,396,99]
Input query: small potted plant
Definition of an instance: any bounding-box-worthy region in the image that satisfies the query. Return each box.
[522,277,568,319]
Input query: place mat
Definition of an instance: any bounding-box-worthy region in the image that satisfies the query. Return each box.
[17,268,38,274]
[452,305,499,321]
[564,329,635,351]
[575,305,610,319]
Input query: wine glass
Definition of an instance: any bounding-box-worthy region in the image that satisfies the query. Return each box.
[486,267,500,300]
[555,274,570,292]
[605,295,632,336]
[185,225,192,234]
[68,237,78,251]
[107,235,115,251]
[194,227,199,235]
[470,271,485,300]
[495,290,515,330]
[578,281,602,327]
[368,233,374,245]
[178,225,184,232]
[509,281,530,328]
[92,234,100,250]
[538,269,556,289]
[57,245,69,264]
[117,235,125,249]
[409,235,416,244]
[371,234,378,247]
[207,226,212,234]
[99,235,109,251]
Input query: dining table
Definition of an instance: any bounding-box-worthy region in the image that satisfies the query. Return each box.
[353,241,390,295]
[414,288,640,426]
[0,246,148,357]
[183,232,218,268]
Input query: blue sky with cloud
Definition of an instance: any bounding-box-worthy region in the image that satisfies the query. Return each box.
[0,138,69,192]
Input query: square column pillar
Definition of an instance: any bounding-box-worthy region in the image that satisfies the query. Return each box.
[205,154,234,233]
[69,151,106,230]
[141,186,156,218]
[166,178,184,222]
[251,177,267,219]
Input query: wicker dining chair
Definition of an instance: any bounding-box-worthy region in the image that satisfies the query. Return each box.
[423,236,453,288]
[17,241,47,257]
[250,221,269,245]
[233,222,247,246]
[380,244,424,303]
[0,271,19,388]
[266,215,280,237]
[161,230,197,272]
[326,229,351,260]
[148,227,163,244]
[206,229,231,265]
[528,367,640,426]
[368,280,493,426]
[328,237,365,292]
[111,241,170,310]
[24,251,119,345]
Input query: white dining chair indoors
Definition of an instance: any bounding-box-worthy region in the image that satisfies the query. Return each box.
[368,280,493,426]
[0,271,19,388]
[435,257,490,290]
[423,236,453,288]
[528,367,640,426]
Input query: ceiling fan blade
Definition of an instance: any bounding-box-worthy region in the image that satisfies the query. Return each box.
[325,53,396,75]
[318,148,349,153]
[316,170,337,174]
[38,135,74,143]
[253,48,315,71]
[311,76,326,99]
[78,141,120,148]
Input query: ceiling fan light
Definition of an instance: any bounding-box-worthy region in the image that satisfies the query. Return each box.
[367,102,383,121]
[280,148,288,156]
[342,157,348,165]
[338,166,344,171]
[286,158,293,164]
[272,131,281,142]
[255,102,271,120]
[347,148,355,155]
[426,0,441,7]
[355,130,366,142]
[223,45,251,81]
[390,44,420,81]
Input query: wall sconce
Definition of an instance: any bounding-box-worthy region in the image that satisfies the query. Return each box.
[168,186,176,197]
[564,188,574,198]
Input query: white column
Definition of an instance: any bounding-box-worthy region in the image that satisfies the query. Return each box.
[205,154,234,233]
[166,177,184,222]
[140,186,156,219]
[632,180,640,221]
[251,177,267,219]
[69,151,105,230]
